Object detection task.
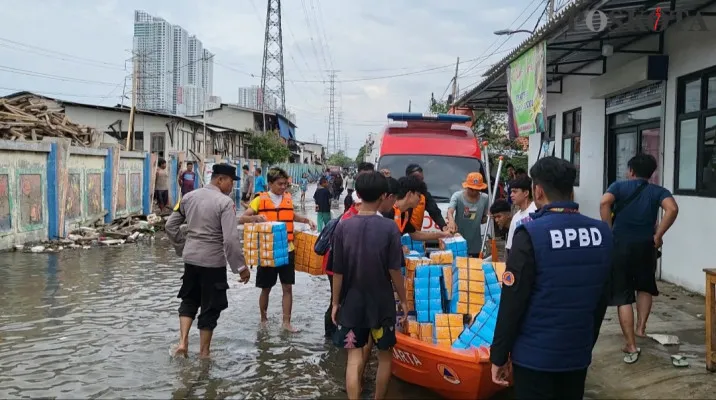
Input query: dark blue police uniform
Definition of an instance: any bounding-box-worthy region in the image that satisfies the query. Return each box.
[490,201,613,399]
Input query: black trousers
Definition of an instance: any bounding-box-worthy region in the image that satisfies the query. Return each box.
[324,274,336,338]
[177,264,229,331]
[513,364,588,400]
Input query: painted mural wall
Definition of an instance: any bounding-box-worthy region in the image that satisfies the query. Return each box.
[117,153,144,217]
[64,151,106,232]
[0,146,49,249]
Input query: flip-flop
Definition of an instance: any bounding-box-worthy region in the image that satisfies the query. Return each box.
[671,355,689,368]
[623,348,641,364]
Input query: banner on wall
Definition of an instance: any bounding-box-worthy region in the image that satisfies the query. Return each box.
[506,41,547,139]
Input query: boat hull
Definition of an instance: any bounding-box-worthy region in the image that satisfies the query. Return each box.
[391,332,506,399]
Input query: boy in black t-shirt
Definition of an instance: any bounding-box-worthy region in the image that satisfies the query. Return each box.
[314,177,333,231]
[331,172,406,400]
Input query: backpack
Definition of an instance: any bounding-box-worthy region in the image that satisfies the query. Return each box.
[313,217,342,255]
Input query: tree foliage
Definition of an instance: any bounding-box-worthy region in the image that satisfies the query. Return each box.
[429,96,450,113]
[355,145,367,165]
[326,151,353,168]
[247,130,291,165]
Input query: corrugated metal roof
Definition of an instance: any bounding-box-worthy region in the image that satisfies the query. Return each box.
[456,0,716,109]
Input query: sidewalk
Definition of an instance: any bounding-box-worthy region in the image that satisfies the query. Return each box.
[588,281,714,399]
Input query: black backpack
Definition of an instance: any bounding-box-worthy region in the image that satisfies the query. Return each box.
[313,216,342,255]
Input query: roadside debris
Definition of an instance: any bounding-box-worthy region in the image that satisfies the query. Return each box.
[0,94,98,147]
[11,214,167,253]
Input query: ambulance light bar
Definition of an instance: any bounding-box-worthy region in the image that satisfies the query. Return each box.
[386,112,471,123]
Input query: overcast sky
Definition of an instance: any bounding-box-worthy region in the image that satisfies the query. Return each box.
[0,0,550,157]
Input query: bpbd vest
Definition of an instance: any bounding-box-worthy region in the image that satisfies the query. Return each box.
[511,201,612,372]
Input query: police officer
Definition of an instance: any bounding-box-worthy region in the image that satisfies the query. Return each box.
[490,157,612,399]
[165,163,250,359]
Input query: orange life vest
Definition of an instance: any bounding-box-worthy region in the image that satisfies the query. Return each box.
[393,205,409,233]
[257,192,295,241]
[409,194,426,231]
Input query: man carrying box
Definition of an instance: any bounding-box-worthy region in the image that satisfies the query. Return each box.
[240,167,316,332]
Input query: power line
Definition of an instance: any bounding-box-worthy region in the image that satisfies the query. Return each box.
[0,37,126,71]
[0,64,124,86]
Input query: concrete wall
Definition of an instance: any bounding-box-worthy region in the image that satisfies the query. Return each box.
[117,152,145,217]
[527,10,716,293]
[64,147,108,232]
[659,13,716,294]
[205,106,255,132]
[0,141,50,249]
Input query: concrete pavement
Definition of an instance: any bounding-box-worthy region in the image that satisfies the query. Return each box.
[588,281,714,399]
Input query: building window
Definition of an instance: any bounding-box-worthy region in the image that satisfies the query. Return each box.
[562,108,581,186]
[540,115,556,158]
[151,132,165,158]
[675,66,716,196]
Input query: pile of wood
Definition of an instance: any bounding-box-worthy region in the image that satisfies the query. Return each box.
[0,94,97,146]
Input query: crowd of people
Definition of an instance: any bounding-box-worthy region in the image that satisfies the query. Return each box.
[163,151,679,400]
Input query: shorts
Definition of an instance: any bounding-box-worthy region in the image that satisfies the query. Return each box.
[333,324,397,350]
[256,251,296,288]
[241,191,251,201]
[607,239,659,306]
[155,190,169,207]
[177,263,229,331]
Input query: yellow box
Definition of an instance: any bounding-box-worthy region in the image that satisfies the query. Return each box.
[436,338,453,347]
[430,250,453,265]
[458,291,485,304]
[456,257,483,270]
[457,303,483,315]
[419,322,433,342]
[457,280,485,293]
[458,269,485,282]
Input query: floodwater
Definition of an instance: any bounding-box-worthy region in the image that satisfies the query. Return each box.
[0,189,444,399]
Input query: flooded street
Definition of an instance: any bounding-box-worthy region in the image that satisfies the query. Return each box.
[0,186,437,399]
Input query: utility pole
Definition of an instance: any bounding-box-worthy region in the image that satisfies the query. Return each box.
[126,52,138,151]
[326,70,337,155]
[450,56,460,106]
[548,0,555,19]
[408,99,412,112]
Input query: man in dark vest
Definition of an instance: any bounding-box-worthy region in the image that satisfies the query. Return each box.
[490,156,613,399]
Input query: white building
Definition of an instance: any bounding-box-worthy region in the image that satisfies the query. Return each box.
[172,25,189,115]
[132,11,214,116]
[457,0,716,295]
[238,85,261,110]
[133,10,174,114]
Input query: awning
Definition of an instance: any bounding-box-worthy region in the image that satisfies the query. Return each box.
[277,116,295,140]
[456,0,716,111]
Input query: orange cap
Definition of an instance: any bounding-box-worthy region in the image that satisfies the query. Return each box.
[462,172,487,190]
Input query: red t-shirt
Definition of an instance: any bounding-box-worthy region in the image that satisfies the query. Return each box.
[323,205,360,275]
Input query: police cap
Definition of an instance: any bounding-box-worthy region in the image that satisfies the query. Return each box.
[212,163,239,180]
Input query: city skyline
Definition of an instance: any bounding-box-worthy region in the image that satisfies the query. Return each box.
[133,10,214,116]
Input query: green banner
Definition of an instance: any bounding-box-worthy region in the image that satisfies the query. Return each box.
[507,41,546,138]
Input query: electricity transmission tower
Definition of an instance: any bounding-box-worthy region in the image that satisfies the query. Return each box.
[260,0,286,130]
[327,71,337,154]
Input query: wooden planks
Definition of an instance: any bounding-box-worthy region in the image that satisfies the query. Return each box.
[0,95,97,147]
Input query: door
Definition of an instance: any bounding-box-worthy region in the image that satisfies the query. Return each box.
[640,127,661,184]
[607,122,661,185]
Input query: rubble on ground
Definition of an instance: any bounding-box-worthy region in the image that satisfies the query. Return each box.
[12,214,167,253]
[0,94,98,147]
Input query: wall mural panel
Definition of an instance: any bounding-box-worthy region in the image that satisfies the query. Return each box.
[129,173,141,211]
[18,173,43,230]
[65,173,81,220]
[117,173,127,212]
[86,172,102,216]
[0,173,11,232]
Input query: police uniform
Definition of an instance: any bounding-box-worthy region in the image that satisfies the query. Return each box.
[165,164,246,331]
[490,201,612,399]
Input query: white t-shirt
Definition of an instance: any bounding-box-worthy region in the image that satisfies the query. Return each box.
[506,202,537,250]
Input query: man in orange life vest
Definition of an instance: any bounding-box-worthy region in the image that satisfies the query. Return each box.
[404,164,448,232]
[382,175,452,241]
[240,167,316,332]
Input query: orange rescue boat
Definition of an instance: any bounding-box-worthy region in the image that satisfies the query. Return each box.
[391,332,505,399]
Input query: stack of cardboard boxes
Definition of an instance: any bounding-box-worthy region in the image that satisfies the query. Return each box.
[243,222,290,267]
[415,265,444,323]
[294,231,324,275]
[449,257,486,316]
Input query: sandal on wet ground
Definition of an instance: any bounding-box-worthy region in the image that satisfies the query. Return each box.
[623,348,641,364]
[671,355,689,368]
